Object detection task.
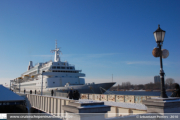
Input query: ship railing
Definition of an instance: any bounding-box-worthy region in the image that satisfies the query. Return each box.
[39,60,52,68]
[34,63,40,67]
[39,65,46,69]
[55,91,68,97]
[41,60,52,65]
[85,82,95,85]
[46,60,52,63]
[68,64,75,67]
[22,66,38,75]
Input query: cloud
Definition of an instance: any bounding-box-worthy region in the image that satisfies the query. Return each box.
[125,61,161,65]
[33,53,119,58]
[85,53,120,58]
[32,55,53,58]
[32,53,120,61]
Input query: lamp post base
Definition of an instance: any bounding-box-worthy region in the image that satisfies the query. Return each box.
[160,93,168,98]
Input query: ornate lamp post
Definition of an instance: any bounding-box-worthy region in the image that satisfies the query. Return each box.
[153,25,168,98]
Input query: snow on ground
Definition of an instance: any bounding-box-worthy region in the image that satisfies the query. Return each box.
[78,105,107,108]
[151,97,180,100]
[78,99,147,110]
[76,100,102,103]
[155,99,180,103]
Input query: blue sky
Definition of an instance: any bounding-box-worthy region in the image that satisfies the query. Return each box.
[0,0,179,86]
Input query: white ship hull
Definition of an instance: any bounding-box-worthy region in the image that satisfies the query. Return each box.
[14,80,115,94]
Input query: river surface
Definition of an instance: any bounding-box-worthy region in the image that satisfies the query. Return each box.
[104,91,172,96]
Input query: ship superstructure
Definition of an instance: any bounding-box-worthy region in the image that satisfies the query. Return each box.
[13,41,115,94]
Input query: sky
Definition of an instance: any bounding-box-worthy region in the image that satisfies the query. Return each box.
[0,0,179,87]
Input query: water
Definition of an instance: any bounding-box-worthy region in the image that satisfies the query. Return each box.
[104,91,172,96]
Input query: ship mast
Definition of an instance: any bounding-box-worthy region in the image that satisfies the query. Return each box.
[51,40,61,62]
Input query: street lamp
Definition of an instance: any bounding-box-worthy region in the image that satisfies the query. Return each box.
[153,25,168,98]
[41,71,45,96]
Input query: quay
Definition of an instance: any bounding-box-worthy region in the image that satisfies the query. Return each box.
[1,85,180,120]
[19,91,180,120]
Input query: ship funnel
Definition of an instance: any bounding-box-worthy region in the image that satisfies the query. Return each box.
[27,61,33,70]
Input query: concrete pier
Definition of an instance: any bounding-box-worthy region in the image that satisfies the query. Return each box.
[13,93,180,120]
[142,97,180,113]
[62,101,110,120]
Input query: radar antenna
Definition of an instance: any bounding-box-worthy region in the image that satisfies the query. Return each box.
[51,40,62,62]
[55,40,57,49]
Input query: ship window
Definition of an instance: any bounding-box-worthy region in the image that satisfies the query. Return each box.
[67,67,69,69]
[52,66,56,69]
[61,67,65,69]
[70,67,73,69]
[53,82,55,84]
[57,66,60,69]
[55,76,58,78]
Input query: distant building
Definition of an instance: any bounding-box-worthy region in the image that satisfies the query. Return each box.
[154,76,160,83]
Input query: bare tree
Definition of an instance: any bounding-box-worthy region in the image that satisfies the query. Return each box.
[117,84,120,91]
[122,82,126,89]
[126,82,131,89]
[166,78,175,89]
[121,82,131,90]
[145,82,154,90]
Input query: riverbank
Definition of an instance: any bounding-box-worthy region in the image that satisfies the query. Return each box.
[104,91,172,96]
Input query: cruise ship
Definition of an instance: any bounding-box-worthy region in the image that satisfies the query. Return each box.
[12,41,115,94]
